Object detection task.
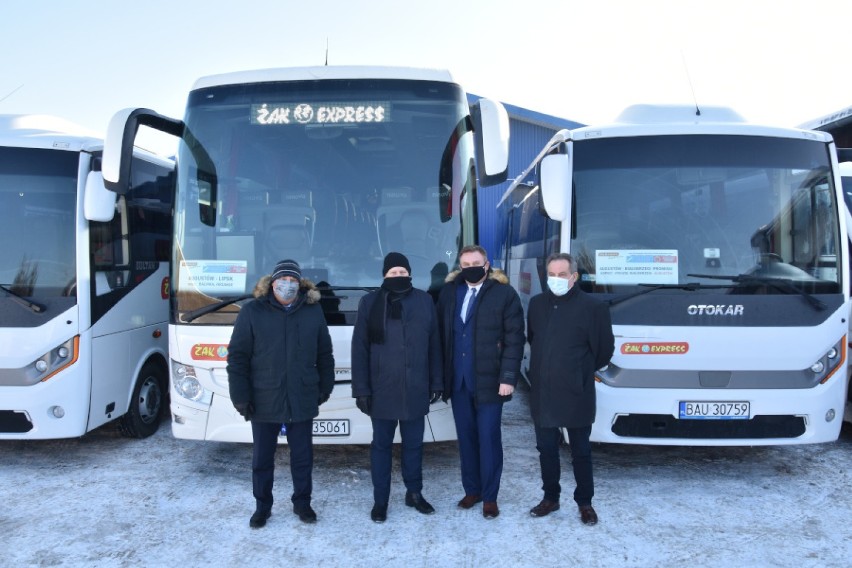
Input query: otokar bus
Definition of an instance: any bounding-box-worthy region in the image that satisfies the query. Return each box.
[0,114,173,439]
[101,66,509,444]
[501,104,849,445]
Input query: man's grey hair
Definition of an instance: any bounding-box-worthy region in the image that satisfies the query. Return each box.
[545,252,574,272]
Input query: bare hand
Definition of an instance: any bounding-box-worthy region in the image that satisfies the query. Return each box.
[498,383,514,396]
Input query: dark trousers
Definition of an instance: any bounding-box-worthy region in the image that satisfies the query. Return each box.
[251,420,313,513]
[451,384,503,502]
[535,424,594,506]
[370,416,426,504]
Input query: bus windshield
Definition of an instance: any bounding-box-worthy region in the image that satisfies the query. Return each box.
[174,78,475,325]
[0,147,77,308]
[571,135,841,296]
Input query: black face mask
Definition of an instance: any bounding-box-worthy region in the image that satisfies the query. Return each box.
[460,265,486,284]
[381,276,412,293]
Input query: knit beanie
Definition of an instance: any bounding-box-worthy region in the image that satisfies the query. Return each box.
[271,259,302,281]
[382,252,411,276]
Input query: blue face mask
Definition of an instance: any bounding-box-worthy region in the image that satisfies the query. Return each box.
[547,276,572,296]
[274,280,299,302]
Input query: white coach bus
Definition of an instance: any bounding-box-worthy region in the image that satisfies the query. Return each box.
[501,104,849,445]
[101,66,509,444]
[0,114,173,439]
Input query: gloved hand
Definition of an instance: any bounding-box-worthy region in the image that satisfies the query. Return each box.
[355,396,372,416]
[429,391,443,404]
[234,401,254,421]
[318,392,330,405]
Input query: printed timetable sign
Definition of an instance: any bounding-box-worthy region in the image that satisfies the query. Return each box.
[178,260,248,294]
[596,250,679,285]
[251,102,391,125]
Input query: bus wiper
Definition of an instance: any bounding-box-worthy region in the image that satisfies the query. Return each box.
[0,284,47,313]
[607,282,726,307]
[687,273,826,311]
[182,294,253,323]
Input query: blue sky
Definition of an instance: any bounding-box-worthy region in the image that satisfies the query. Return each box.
[2,0,850,154]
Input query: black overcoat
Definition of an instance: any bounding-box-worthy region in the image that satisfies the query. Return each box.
[527,285,614,428]
[227,277,335,424]
[351,288,443,421]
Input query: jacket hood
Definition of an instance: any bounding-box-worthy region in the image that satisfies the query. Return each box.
[253,276,322,304]
[445,267,509,285]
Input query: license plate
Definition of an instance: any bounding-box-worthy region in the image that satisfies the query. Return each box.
[679,401,750,420]
[311,419,350,436]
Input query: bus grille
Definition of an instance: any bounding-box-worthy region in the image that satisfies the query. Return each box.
[610,414,806,439]
[0,410,33,433]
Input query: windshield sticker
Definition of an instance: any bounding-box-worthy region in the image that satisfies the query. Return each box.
[596,250,678,285]
[191,344,229,361]
[178,260,247,294]
[251,102,390,125]
[621,342,689,355]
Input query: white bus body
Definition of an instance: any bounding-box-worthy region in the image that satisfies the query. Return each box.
[0,115,173,439]
[101,66,509,444]
[502,104,849,446]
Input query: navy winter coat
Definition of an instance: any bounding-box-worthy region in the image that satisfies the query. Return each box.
[227,277,335,424]
[527,285,614,428]
[351,288,443,421]
[436,269,525,405]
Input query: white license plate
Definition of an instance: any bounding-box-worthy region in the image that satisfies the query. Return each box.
[312,419,350,436]
[679,401,750,420]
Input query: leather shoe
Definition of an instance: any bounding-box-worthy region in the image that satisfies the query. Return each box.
[457,494,482,509]
[371,503,388,523]
[249,509,271,528]
[405,492,435,515]
[530,499,560,517]
[482,501,499,519]
[293,504,317,524]
[579,505,598,525]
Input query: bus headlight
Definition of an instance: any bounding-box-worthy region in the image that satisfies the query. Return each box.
[31,337,80,382]
[809,337,846,385]
[170,360,212,404]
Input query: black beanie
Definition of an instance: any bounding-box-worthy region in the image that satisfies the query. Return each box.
[382,252,411,276]
[271,259,302,281]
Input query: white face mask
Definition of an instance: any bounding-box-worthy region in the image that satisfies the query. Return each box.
[274,280,299,302]
[547,276,572,296]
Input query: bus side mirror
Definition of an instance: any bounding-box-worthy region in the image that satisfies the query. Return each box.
[83,171,116,222]
[540,151,573,221]
[471,98,509,186]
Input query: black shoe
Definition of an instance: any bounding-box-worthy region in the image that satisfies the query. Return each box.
[371,503,388,523]
[249,509,271,528]
[405,491,435,515]
[293,504,317,524]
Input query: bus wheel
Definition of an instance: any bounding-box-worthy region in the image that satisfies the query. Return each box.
[119,362,166,438]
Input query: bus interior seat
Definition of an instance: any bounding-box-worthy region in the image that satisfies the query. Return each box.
[262,190,315,264]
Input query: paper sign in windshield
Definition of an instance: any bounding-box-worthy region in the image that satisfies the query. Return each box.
[178,260,247,294]
[596,250,678,285]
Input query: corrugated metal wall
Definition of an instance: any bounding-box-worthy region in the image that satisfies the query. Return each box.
[468,95,583,267]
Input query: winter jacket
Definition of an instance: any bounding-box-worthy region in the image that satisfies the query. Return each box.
[527,285,614,428]
[351,288,443,421]
[436,268,525,405]
[227,277,335,424]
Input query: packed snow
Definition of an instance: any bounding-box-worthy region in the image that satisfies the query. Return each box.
[2,383,851,567]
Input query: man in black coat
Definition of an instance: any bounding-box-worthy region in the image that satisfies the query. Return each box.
[436,245,525,519]
[526,252,614,526]
[227,259,335,528]
[351,252,443,523]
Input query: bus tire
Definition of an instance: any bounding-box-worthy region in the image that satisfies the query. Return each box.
[119,361,166,438]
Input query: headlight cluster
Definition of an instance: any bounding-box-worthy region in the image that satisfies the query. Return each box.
[809,338,845,385]
[170,360,212,404]
[33,336,79,382]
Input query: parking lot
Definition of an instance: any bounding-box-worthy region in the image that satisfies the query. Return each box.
[2,382,851,567]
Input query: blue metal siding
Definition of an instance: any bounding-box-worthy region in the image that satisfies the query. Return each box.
[467,94,583,266]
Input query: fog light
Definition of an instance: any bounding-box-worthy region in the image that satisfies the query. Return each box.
[825,409,836,422]
[35,360,48,372]
[51,406,65,418]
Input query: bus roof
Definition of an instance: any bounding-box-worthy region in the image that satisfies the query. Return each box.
[798,105,852,132]
[0,114,103,152]
[571,104,833,142]
[192,65,457,90]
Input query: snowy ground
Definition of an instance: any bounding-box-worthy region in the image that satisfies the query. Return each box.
[2,383,851,568]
